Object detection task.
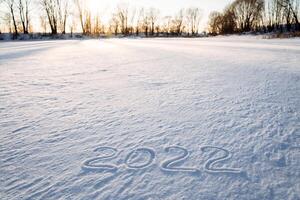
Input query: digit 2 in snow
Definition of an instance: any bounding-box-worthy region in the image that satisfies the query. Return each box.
[82,145,242,174]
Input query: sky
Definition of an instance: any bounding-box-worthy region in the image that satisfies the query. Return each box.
[95,0,233,14]
[0,0,233,32]
[89,0,233,31]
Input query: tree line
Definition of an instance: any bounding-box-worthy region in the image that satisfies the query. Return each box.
[0,0,203,37]
[209,0,300,34]
[0,0,299,39]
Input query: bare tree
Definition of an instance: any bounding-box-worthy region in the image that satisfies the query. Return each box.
[18,0,30,34]
[93,14,101,36]
[41,0,59,34]
[2,0,298,38]
[186,7,202,36]
[116,3,129,35]
[222,5,237,33]
[40,14,47,33]
[208,11,223,34]
[126,7,136,35]
[4,0,18,36]
[161,15,172,36]
[57,0,68,34]
[135,8,144,35]
[109,13,119,35]
[141,10,150,36]
[40,0,68,34]
[209,0,267,34]
[74,0,83,33]
[69,13,76,37]
[265,0,279,30]
[172,9,185,35]
[208,5,236,34]
[232,0,264,32]
[74,0,91,34]
[3,12,13,33]
[148,7,159,36]
[277,0,300,30]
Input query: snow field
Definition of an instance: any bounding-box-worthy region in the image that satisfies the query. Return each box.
[0,37,300,199]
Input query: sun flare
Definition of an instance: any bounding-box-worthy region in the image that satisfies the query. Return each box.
[88,0,101,15]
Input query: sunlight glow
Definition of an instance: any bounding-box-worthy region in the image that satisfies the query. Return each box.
[88,0,102,16]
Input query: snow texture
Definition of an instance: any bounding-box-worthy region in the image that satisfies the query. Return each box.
[0,37,300,200]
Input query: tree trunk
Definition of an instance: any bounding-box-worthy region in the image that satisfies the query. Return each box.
[10,6,18,37]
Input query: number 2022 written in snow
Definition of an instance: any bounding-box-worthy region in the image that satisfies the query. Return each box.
[82,146,243,174]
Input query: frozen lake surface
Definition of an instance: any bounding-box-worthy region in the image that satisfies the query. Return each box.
[0,37,300,199]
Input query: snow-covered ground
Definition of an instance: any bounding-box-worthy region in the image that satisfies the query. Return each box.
[0,37,300,200]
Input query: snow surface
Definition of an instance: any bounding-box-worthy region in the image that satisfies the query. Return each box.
[0,37,300,200]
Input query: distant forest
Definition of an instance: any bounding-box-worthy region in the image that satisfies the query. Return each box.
[0,0,299,39]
